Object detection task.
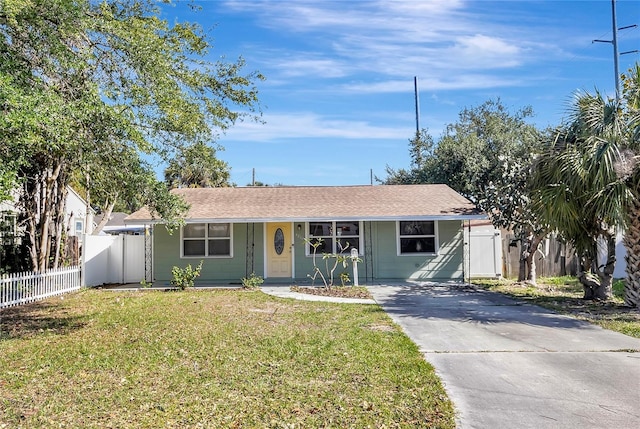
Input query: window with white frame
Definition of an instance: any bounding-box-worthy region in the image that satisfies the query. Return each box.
[0,211,17,243]
[397,221,437,255]
[75,220,84,235]
[307,221,362,255]
[182,223,232,257]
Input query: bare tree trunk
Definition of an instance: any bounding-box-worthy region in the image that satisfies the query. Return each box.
[577,234,615,300]
[526,253,537,285]
[21,159,68,272]
[92,198,116,235]
[525,235,543,285]
[518,232,530,282]
[578,262,599,300]
[37,172,53,272]
[519,232,543,285]
[597,233,616,300]
[51,179,68,268]
[518,256,527,282]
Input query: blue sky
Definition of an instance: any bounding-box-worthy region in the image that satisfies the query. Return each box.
[160,0,639,187]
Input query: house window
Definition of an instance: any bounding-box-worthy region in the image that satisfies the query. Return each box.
[0,211,17,243]
[182,223,232,258]
[397,221,438,255]
[307,221,361,255]
[75,220,84,235]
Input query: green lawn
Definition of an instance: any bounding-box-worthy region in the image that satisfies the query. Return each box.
[0,289,455,428]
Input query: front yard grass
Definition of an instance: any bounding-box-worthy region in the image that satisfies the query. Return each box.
[473,277,640,339]
[0,289,455,428]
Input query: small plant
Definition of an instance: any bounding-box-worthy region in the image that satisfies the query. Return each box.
[170,260,203,290]
[304,238,361,289]
[241,272,264,289]
[140,279,153,288]
[340,271,351,287]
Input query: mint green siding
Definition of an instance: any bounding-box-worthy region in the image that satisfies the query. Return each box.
[293,227,325,282]
[153,223,264,284]
[153,220,463,284]
[370,221,463,281]
[293,220,463,282]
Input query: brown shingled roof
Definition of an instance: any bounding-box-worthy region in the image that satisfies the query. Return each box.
[125,184,485,223]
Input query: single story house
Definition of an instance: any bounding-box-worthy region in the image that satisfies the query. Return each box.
[125,184,485,285]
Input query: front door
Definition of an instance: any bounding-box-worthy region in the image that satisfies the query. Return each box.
[266,223,292,278]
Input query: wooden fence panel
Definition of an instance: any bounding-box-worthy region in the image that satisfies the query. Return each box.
[502,233,577,279]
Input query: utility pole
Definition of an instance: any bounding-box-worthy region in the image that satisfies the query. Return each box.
[414,76,420,134]
[593,0,638,100]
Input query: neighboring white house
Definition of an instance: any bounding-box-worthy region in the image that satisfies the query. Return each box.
[65,186,95,236]
[598,232,627,279]
[0,186,95,237]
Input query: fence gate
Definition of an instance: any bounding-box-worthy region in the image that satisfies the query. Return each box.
[123,235,146,283]
[466,227,502,279]
[83,234,147,286]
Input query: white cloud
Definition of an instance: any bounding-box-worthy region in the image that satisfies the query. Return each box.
[274,57,351,78]
[342,74,523,93]
[451,34,522,67]
[223,0,554,94]
[223,112,411,141]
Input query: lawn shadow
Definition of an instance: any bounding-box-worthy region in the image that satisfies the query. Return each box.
[0,301,88,340]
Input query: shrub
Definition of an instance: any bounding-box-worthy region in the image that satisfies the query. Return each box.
[170,260,203,290]
[241,272,264,289]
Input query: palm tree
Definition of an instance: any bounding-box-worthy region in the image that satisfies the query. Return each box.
[620,65,640,307]
[164,142,232,189]
[532,83,637,301]
[624,196,640,306]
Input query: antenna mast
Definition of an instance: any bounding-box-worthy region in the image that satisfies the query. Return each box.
[414,76,420,134]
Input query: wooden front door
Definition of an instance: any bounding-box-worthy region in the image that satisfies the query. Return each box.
[266,223,292,278]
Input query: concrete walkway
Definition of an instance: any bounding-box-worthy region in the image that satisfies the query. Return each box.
[366,283,640,429]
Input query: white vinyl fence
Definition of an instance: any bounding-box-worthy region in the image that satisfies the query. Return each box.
[466,226,502,279]
[83,234,147,286]
[0,265,81,309]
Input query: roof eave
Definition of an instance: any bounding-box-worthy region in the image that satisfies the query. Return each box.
[125,213,487,224]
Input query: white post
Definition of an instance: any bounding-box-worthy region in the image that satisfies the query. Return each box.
[81,233,86,287]
[351,248,359,286]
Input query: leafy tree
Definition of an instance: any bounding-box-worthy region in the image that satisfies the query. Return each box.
[0,0,262,271]
[384,129,436,185]
[70,145,188,235]
[477,150,549,284]
[384,100,546,283]
[0,161,17,204]
[165,141,232,188]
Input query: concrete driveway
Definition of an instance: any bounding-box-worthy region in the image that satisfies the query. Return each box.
[367,283,640,429]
